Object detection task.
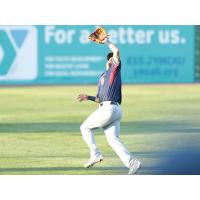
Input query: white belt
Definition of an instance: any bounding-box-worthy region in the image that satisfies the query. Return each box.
[99,101,119,106]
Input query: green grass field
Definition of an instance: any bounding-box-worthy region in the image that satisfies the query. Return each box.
[0,84,200,175]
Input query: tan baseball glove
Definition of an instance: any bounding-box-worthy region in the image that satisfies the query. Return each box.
[88,27,108,44]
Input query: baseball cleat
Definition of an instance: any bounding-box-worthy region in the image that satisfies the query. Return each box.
[128,158,142,175]
[84,155,103,168]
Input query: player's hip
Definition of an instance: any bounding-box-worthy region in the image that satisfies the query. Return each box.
[82,102,122,129]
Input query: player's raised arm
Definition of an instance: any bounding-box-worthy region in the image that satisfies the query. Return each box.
[106,39,120,64]
[88,27,120,64]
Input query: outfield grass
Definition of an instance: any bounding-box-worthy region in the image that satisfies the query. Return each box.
[0,84,200,175]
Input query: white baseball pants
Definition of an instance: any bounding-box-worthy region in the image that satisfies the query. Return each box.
[80,101,133,168]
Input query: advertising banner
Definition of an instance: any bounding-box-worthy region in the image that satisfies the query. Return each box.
[0,25,195,85]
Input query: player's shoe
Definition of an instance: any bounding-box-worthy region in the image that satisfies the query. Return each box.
[84,155,103,168]
[128,158,142,175]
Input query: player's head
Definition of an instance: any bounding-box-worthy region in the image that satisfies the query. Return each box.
[107,52,113,61]
[106,52,113,70]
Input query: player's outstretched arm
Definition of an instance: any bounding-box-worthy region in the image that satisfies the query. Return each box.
[107,41,120,64]
[102,38,120,64]
[77,94,99,103]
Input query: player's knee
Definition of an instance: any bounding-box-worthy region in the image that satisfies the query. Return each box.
[80,122,88,133]
[80,123,85,132]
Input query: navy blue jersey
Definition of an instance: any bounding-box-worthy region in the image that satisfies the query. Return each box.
[96,59,122,104]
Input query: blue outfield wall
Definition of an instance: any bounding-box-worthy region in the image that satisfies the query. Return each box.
[0,25,195,85]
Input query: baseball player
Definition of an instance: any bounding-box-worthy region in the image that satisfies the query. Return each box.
[77,37,141,175]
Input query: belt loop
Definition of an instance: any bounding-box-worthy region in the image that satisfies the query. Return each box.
[111,101,118,106]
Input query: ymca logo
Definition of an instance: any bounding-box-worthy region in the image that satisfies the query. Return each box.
[0,26,37,81]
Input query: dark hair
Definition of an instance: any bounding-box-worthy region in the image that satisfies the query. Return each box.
[107,52,113,61]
